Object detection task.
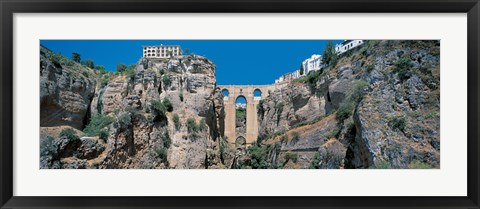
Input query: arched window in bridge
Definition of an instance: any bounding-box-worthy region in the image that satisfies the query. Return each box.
[222,89,229,97]
[253,89,262,98]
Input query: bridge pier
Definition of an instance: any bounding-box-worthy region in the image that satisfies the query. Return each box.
[219,84,281,145]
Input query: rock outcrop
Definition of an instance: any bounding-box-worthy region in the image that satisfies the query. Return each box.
[253,40,440,169]
[40,47,96,130]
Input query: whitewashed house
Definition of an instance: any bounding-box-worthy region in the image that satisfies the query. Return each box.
[291,69,301,79]
[302,54,323,74]
[335,40,364,55]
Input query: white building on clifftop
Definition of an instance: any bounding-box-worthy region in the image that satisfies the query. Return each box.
[335,40,364,55]
[143,44,182,58]
[302,54,324,75]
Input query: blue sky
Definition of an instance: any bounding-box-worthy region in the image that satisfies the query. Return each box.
[40,40,342,85]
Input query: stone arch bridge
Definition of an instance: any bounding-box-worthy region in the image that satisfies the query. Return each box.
[218,84,286,145]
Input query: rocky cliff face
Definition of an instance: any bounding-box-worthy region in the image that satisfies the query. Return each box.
[251,40,440,169]
[95,56,223,169]
[40,48,96,130]
[40,40,440,169]
[40,50,225,169]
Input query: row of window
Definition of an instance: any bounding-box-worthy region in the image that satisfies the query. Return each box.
[222,89,262,97]
[145,54,178,57]
[143,50,179,53]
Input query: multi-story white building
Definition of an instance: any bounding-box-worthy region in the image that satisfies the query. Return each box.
[291,69,301,79]
[302,54,323,75]
[143,44,182,58]
[335,40,364,55]
[274,54,324,83]
[275,76,284,84]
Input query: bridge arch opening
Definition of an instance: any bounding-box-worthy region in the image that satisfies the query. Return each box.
[235,95,247,139]
[235,95,247,105]
[235,136,246,147]
[222,89,229,97]
[253,89,262,97]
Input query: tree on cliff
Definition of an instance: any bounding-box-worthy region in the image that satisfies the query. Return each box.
[299,64,304,75]
[71,52,81,63]
[85,59,95,69]
[322,41,337,66]
[95,65,106,74]
[116,63,127,73]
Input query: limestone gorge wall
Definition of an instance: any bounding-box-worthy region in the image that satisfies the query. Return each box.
[40,48,96,130]
[253,40,440,169]
[92,56,224,169]
[40,49,225,169]
[40,40,440,169]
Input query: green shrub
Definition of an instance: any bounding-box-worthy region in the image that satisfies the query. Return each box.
[350,80,369,104]
[280,135,288,143]
[117,112,131,129]
[97,89,106,114]
[82,70,89,78]
[83,114,114,138]
[275,102,284,114]
[65,59,75,67]
[426,111,439,119]
[59,128,80,141]
[394,57,413,80]
[219,137,226,162]
[98,129,109,141]
[116,63,127,73]
[389,115,406,132]
[100,74,110,88]
[179,91,184,102]
[292,70,322,90]
[335,80,368,122]
[186,118,199,133]
[95,65,106,74]
[336,102,354,122]
[291,131,300,141]
[173,113,180,130]
[85,59,95,69]
[155,147,168,162]
[50,53,63,67]
[124,64,136,80]
[274,102,284,122]
[306,70,322,89]
[161,131,171,148]
[309,152,321,169]
[236,107,246,121]
[284,152,298,163]
[247,145,270,169]
[162,75,171,87]
[162,97,173,112]
[408,160,433,169]
[326,128,340,139]
[199,118,207,131]
[151,99,167,114]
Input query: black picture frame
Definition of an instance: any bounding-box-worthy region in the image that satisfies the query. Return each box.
[1,0,479,208]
